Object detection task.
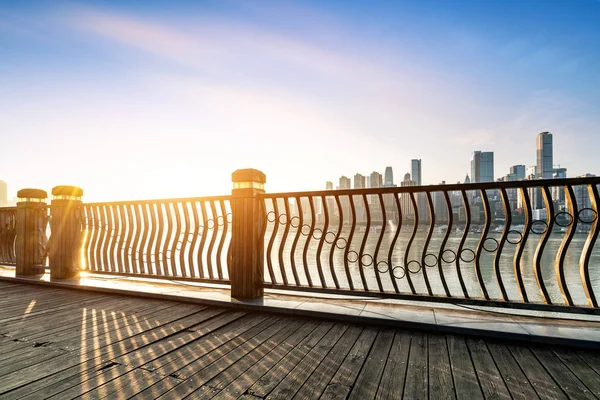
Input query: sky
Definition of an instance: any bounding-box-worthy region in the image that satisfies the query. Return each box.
[1,0,599,201]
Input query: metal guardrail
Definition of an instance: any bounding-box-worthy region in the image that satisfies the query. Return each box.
[0,207,16,266]
[79,196,232,284]
[260,177,600,310]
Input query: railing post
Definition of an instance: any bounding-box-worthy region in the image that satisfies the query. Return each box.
[49,185,83,280]
[16,189,48,276]
[230,169,266,299]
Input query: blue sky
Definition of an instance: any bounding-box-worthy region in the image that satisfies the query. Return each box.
[1,0,599,201]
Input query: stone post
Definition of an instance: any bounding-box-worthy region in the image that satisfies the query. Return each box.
[230,169,266,299]
[49,185,83,280]
[16,189,48,276]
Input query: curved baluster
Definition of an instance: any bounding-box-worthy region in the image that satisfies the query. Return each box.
[89,205,101,271]
[494,188,511,301]
[329,195,343,290]
[138,203,151,274]
[474,189,491,299]
[580,184,600,307]
[116,204,127,273]
[533,186,554,304]
[197,201,209,279]
[310,196,327,288]
[80,206,92,270]
[387,194,402,294]
[188,201,201,278]
[279,197,295,285]
[206,201,219,280]
[216,199,229,280]
[266,198,281,284]
[154,203,166,276]
[147,204,160,275]
[514,188,532,302]
[289,196,304,286]
[344,195,357,290]
[420,192,434,296]
[555,185,578,306]
[403,192,418,295]
[102,205,114,272]
[436,191,452,297]
[109,205,121,272]
[162,202,176,276]
[455,190,470,298]
[180,201,190,277]
[130,204,142,275]
[358,193,371,291]
[372,193,386,292]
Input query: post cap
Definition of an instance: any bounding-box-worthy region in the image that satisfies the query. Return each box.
[17,188,48,200]
[232,169,266,191]
[52,185,84,200]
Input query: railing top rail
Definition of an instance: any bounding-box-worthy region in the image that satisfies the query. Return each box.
[81,194,232,207]
[0,206,17,211]
[260,176,600,199]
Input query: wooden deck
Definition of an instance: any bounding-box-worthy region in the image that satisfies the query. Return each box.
[1,281,600,399]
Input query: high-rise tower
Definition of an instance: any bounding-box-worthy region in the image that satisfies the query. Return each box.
[536,132,553,179]
[410,159,422,186]
[384,166,395,187]
[471,151,494,183]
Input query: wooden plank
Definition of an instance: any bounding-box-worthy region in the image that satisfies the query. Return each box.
[320,327,378,400]
[529,347,596,399]
[507,344,567,400]
[375,331,411,400]
[575,350,600,376]
[467,340,512,400]
[554,349,600,397]
[347,329,395,400]
[428,334,456,400]
[446,335,483,400]
[402,332,427,400]
[266,324,354,400]
[245,322,334,398]
[209,320,321,400]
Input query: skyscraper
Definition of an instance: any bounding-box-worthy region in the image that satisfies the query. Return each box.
[0,180,7,206]
[536,132,553,179]
[369,172,383,188]
[353,174,366,189]
[509,165,526,180]
[470,151,494,183]
[411,159,422,186]
[338,176,351,190]
[383,166,395,187]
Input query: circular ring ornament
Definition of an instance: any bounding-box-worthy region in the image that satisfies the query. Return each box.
[578,208,598,224]
[554,212,573,227]
[482,238,499,252]
[531,220,548,235]
[406,260,422,274]
[392,266,406,279]
[290,216,300,228]
[347,250,359,263]
[278,214,288,225]
[506,230,522,245]
[376,261,389,274]
[459,248,476,263]
[335,237,348,250]
[312,228,323,240]
[206,219,215,230]
[217,215,225,226]
[301,224,311,236]
[324,231,337,244]
[441,249,457,263]
[266,211,277,223]
[424,253,438,268]
[361,254,374,267]
[226,213,232,224]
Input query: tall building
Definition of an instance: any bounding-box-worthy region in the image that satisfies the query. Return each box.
[0,180,7,206]
[400,173,416,217]
[369,172,383,188]
[383,166,395,187]
[536,132,553,179]
[509,165,526,180]
[325,181,333,190]
[353,174,366,189]
[471,151,494,183]
[338,176,351,190]
[464,174,471,184]
[411,159,422,186]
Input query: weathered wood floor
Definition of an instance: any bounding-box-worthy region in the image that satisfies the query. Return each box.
[1,281,600,399]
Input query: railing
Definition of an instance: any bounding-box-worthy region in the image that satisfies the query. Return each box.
[261,177,600,311]
[0,207,17,266]
[80,196,232,284]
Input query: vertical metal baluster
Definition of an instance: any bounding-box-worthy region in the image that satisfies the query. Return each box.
[474,189,491,299]
[197,201,209,279]
[188,201,201,279]
[138,204,150,274]
[329,195,343,290]
[358,193,371,291]
[436,191,452,297]
[494,188,511,301]
[420,192,435,296]
[130,204,142,275]
[372,193,386,292]
[580,184,600,307]
[289,196,303,286]
[404,192,418,295]
[344,195,357,290]
[533,187,554,304]
[514,188,532,302]
[387,194,402,294]
[170,201,182,277]
[154,203,166,276]
[180,202,190,278]
[163,202,176,276]
[279,197,295,285]
[266,198,281,285]
[555,185,578,306]
[311,196,327,288]
[102,205,114,272]
[117,204,128,274]
[216,199,229,280]
[206,201,219,280]
[110,205,122,272]
[89,205,100,271]
[455,190,470,298]
[146,203,159,275]
[80,206,92,271]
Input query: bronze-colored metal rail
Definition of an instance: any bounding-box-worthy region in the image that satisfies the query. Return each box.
[0,207,17,266]
[79,196,232,284]
[261,177,600,312]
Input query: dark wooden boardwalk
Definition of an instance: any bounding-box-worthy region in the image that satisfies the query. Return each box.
[1,281,600,399]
